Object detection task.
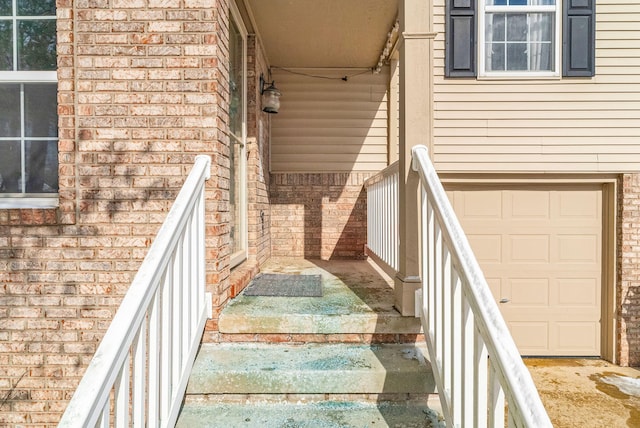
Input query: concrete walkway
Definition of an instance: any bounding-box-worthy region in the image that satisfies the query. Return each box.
[525,358,640,427]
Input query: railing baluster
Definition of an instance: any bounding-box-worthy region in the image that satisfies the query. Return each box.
[99,400,109,428]
[133,321,146,426]
[148,292,161,427]
[434,223,444,374]
[161,264,173,422]
[451,268,462,425]
[172,245,183,394]
[426,201,436,347]
[114,361,129,427]
[475,333,488,428]
[489,361,505,428]
[190,210,199,334]
[442,242,451,404]
[182,222,191,361]
[461,294,474,427]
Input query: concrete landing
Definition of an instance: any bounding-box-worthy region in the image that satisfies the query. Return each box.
[176,400,444,428]
[218,258,422,335]
[187,343,435,395]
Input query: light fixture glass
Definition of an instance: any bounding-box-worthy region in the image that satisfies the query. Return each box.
[260,73,281,114]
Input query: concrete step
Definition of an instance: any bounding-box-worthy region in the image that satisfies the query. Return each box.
[176,399,444,428]
[186,343,435,395]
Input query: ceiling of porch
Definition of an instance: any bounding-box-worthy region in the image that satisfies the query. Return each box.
[245,0,399,69]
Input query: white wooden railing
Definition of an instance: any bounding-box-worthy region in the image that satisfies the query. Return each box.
[411,146,552,427]
[364,161,399,275]
[59,155,212,428]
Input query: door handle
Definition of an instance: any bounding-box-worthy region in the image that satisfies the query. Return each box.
[499,298,510,303]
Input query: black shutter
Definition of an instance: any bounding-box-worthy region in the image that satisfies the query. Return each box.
[563,0,596,77]
[445,0,477,77]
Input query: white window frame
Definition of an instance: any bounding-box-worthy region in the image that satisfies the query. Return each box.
[0,5,58,208]
[478,0,561,78]
[229,1,248,268]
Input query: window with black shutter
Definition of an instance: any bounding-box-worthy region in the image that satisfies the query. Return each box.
[445,0,595,78]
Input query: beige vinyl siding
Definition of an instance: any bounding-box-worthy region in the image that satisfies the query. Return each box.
[270,68,389,172]
[432,0,640,173]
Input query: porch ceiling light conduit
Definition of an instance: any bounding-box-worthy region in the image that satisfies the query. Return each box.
[260,72,281,114]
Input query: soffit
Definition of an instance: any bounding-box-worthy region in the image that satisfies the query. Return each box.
[245,0,399,69]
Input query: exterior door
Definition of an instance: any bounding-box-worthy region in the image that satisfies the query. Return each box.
[229,4,248,267]
[448,184,603,356]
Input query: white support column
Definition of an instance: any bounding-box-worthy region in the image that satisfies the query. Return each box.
[395,0,436,315]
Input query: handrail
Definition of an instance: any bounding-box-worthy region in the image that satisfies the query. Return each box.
[411,145,552,427]
[59,155,212,428]
[365,161,399,275]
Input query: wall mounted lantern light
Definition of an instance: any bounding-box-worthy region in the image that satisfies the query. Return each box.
[260,73,281,114]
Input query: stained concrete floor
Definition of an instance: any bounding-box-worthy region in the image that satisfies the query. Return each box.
[219,257,422,336]
[524,358,640,427]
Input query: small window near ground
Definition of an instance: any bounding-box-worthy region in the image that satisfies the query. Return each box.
[0,0,58,208]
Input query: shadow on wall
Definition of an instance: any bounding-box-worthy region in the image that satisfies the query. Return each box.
[303,185,367,260]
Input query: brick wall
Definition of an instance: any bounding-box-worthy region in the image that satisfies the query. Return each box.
[0,0,234,424]
[270,172,371,260]
[618,174,640,366]
[246,35,271,269]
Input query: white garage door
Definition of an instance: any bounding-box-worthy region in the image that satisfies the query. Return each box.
[448,185,602,356]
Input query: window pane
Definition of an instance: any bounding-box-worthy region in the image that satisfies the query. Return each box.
[17,0,56,16]
[18,19,56,71]
[25,84,57,137]
[486,13,505,41]
[0,84,20,137]
[0,0,10,15]
[25,140,57,193]
[506,43,528,70]
[0,141,22,193]
[486,42,506,71]
[531,13,554,41]
[229,18,243,139]
[506,14,527,41]
[530,43,553,70]
[0,21,12,70]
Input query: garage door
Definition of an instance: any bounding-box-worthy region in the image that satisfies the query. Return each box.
[448,185,602,356]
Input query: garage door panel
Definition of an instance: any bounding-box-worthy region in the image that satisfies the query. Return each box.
[554,322,599,354]
[557,278,599,306]
[508,235,550,263]
[509,322,549,353]
[466,234,502,262]
[509,191,550,219]
[556,189,601,219]
[508,278,550,306]
[449,185,602,357]
[557,234,599,263]
[460,190,502,217]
